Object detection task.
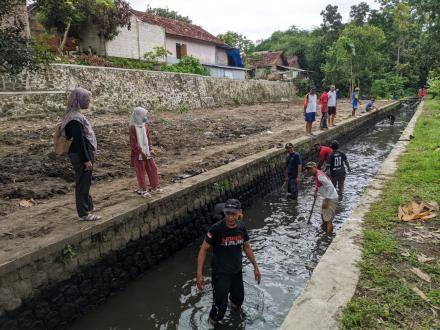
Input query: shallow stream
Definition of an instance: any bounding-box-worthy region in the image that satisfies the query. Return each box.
[70,106,415,330]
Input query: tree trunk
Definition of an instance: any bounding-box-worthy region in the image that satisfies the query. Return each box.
[396,46,400,72]
[58,21,71,56]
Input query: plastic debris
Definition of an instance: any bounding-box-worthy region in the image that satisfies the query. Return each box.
[18,199,36,208]
[398,199,438,221]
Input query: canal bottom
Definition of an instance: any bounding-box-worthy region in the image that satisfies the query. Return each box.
[69,107,415,330]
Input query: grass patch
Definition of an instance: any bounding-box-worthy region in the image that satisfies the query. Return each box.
[341,99,440,329]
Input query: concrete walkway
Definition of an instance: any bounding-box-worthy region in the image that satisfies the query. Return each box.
[280,101,423,330]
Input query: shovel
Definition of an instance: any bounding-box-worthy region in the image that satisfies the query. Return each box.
[307,195,317,224]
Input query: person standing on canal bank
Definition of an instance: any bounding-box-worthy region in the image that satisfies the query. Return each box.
[305,162,339,235]
[129,106,162,198]
[351,87,361,117]
[328,141,351,195]
[196,199,261,325]
[61,87,100,221]
[328,85,337,127]
[304,87,317,135]
[319,87,329,130]
[285,143,303,200]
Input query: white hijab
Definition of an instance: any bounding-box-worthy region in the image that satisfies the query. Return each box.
[130,107,151,159]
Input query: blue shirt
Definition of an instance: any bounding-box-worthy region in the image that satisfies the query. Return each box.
[365,100,374,111]
[286,152,302,177]
[352,91,359,107]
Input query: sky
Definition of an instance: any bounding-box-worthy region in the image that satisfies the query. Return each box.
[128,0,380,42]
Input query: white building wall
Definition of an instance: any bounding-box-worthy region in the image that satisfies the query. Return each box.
[80,16,165,59]
[165,36,216,65]
[216,48,229,66]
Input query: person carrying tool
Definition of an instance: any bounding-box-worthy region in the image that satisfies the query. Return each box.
[284,143,303,200]
[328,141,351,195]
[305,162,339,235]
[196,199,261,325]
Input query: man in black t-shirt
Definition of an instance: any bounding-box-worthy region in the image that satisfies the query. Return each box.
[329,141,351,194]
[196,199,261,325]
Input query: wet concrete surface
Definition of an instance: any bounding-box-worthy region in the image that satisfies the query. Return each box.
[69,107,415,330]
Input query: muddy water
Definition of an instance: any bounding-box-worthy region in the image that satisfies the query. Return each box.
[70,107,415,330]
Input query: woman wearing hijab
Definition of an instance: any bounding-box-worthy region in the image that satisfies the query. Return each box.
[129,107,162,198]
[61,87,100,221]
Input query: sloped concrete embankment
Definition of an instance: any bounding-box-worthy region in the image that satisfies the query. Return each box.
[280,101,423,330]
[0,102,403,330]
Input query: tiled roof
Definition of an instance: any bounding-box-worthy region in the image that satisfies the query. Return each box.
[131,10,224,45]
[250,51,284,67]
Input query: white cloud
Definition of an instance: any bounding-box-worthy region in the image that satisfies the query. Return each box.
[128,0,380,42]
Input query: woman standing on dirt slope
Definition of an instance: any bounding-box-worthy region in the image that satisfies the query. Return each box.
[61,87,101,221]
[129,106,162,198]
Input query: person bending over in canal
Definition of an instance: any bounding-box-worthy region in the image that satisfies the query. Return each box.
[129,107,162,198]
[303,87,317,136]
[285,143,302,200]
[328,141,351,195]
[314,143,333,174]
[196,199,261,325]
[305,162,339,235]
[61,87,100,221]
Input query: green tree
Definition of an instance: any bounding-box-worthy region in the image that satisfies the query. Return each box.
[217,31,255,53]
[146,5,192,23]
[350,2,370,25]
[323,24,386,94]
[89,0,131,40]
[320,4,343,32]
[0,0,36,74]
[36,0,131,55]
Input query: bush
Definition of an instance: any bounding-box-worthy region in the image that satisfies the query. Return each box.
[107,57,154,70]
[293,78,310,96]
[371,74,407,99]
[31,34,55,64]
[161,56,207,75]
[427,71,440,99]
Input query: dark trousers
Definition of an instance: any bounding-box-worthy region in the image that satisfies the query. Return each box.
[287,176,299,199]
[68,152,94,217]
[209,271,244,322]
[320,112,328,129]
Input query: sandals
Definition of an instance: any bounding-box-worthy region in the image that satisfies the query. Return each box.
[149,188,163,195]
[79,213,101,221]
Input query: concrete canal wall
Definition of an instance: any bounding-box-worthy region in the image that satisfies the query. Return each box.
[0,102,403,330]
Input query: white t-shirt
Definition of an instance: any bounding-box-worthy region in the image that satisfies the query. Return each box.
[317,173,339,199]
[306,94,317,113]
[328,91,337,107]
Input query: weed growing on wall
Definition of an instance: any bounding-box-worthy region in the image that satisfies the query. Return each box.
[61,244,76,265]
[177,103,189,114]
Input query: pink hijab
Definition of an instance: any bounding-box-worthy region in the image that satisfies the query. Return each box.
[61,87,97,150]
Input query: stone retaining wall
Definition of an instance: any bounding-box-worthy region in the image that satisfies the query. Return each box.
[0,64,295,117]
[0,102,402,330]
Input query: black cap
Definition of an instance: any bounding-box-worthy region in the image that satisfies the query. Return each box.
[223,199,241,213]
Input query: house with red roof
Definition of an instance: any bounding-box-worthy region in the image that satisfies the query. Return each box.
[78,9,246,78]
[248,51,309,81]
